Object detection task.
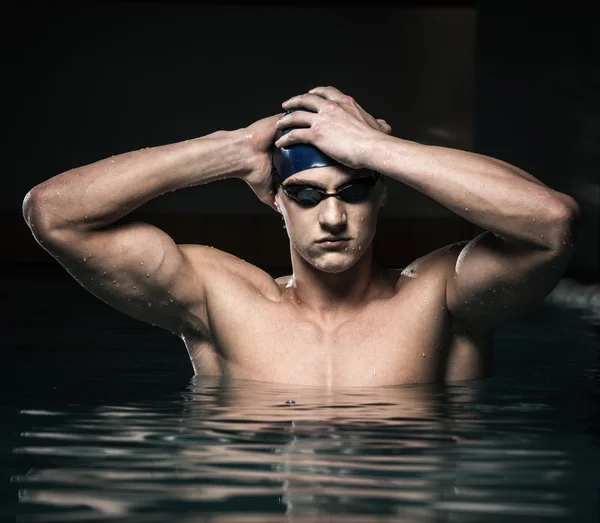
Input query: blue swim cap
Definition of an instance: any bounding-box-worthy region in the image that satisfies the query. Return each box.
[272,110,340,181]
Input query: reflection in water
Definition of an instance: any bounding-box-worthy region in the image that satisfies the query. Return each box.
[9,373,600,522]
[181,377,460,521]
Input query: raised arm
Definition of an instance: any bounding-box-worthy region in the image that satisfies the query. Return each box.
[23,114,282,339]
[275,86,581,329]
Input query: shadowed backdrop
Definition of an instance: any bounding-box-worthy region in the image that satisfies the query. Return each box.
[5,1,598,281]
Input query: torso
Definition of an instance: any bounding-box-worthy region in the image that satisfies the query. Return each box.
[183,250,494,387]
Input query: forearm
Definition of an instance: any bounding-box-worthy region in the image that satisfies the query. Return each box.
[24,129,250,233]
[364,135,579,249]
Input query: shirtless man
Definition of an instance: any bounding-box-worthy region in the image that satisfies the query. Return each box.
[23,86,580,387]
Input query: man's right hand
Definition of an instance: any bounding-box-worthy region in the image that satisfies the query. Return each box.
[239,114,284,211]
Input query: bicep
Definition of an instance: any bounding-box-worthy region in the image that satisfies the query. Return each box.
[445,232,575,328]
[40,219,209,338]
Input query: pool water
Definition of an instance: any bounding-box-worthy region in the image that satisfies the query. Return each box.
[2,268,599,522]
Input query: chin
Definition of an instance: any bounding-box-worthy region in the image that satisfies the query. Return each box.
[312,253,360,274]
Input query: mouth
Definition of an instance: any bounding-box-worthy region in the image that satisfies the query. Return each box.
[316,237,351,249]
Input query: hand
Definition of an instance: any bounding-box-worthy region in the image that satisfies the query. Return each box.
[239,113,284,211]
[274,86,392,170]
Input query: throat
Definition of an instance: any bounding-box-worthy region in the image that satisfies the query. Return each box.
[282,262,392,318]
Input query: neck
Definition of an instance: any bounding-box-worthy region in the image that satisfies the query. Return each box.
[285,243,384,318]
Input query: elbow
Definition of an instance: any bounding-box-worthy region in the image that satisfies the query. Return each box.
[22,187,58,239]
[556,193,581,221]
[547,194,582,251]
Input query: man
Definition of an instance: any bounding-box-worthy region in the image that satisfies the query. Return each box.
[23,86,580,387]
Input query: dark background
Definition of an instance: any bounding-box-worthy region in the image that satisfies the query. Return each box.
[2,6,599,519]
[5,1,597,280]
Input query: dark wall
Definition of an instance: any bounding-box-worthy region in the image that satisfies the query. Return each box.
[7,2,479,269]
[475,4,599,282]
[8,2,474,216]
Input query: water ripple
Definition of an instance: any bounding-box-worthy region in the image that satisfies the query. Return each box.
[5,377,599,522]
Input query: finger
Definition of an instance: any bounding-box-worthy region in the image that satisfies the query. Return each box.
[276,109,315,130]
[261,197,278,212]
[274,128,312,149]
[308,86,351,105]
[282,93,331,113]
[254,186,277,211]
[377,118,392,135]
[265,198,278,212]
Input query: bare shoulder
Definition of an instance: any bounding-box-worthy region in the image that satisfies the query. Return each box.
[179,244,282,301]
[394,241,491,332]
[385,242,467,292]
[401,242,494,378]
[402,242,467,276]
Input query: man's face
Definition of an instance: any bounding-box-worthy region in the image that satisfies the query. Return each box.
[274,166,387,274]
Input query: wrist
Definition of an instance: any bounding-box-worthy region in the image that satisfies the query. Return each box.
[360,132,416,173]
[211,128,255,180]
[358,130,394,170]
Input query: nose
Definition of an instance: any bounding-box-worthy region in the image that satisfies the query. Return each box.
[318,196,347,233]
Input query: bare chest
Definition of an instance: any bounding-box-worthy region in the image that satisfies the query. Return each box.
[185,282,486,387]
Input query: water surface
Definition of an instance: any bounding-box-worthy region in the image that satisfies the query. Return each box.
[2,268,599,522]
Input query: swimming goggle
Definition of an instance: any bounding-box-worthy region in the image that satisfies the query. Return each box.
[279,174,381,207]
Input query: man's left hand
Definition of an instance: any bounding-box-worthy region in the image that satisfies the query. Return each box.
[275,86,392,170]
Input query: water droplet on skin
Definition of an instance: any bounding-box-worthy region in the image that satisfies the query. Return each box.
[113,280,117,284]
[358,245,362,251]
[146,273,150,278]
[83,257,87,262]
[344,248,348,252]
[532,218,536,222]
[465,207,469,211]
[562,241,566,245]
[147,302,152,307]
[140,262,144,266]
[360,218,364,222]
[296,300,300,305]
[422,353,426,358]
[435,316,438,320]
[540,235,544,239]
[286,400,295,405]
[169,298,174,303]
[132,286,137,290]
